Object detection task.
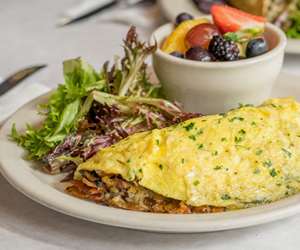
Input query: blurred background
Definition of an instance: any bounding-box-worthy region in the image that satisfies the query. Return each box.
[0,0,162,88]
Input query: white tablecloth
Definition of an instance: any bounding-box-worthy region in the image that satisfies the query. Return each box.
[1,1,300,249]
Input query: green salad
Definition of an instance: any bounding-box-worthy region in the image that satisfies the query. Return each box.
[11,27,199,174]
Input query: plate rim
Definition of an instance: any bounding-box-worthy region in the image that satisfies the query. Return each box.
[1,74,300,233]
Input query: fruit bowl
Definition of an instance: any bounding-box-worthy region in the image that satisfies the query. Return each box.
[151,20,287,114]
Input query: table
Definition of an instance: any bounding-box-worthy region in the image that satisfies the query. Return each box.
[1,1,300,249]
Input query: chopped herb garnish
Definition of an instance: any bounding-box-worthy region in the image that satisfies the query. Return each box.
[270,168,277,177]
[181,158,185,164]
[184,122,195,131]
[282,148,292,158]
[127,159,131,163]
[253,168,261,174]
[256,149,263,156]
[271,104,277,108]
[234,129,246,144]
[221,137,227,142]
[238,103,254,108]
[212,151,218,156]
[156,139,160,145]
[221,194,231,200]
[198,144,204,149]
[197,129,203,135]
[229,117,244,122]
[159,164,163,170]
[263,160,272,168]
[214,165,222,170]
[251,121,257,126]
[138,168,143,173]
[239,129,246,135]
[193,180,200,186]
[219,113,226,117]
[235,136,243,144]
[189,135,196,141]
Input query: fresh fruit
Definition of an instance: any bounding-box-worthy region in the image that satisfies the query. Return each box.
[208,35,240,61]
[175,12,194,26]
[211,4,266,34]
[185,47,214,62]
[185,23,220,49]
[170,51,185,58]
[192,0,226,14]
[223,27,264,43]
[162,6,268,62]
[161,18,209,54]
[246,38,269,58]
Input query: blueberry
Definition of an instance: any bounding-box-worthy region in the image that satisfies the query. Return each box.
[185,47,214,62]
[246,38,269,58]
[192,0,226,14]
[170,51,184,58]
[175,12,194,26]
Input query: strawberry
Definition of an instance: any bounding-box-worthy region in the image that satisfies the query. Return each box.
[211,5,266,34]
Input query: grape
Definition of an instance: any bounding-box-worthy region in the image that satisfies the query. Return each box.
[185,23,220,49]
[185,47,214,62]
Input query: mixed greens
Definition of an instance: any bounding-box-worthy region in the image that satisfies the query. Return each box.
[281,0,300,39]
[11,58,105,160]
[11,27,199,174]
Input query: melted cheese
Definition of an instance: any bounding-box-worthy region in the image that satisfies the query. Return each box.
[74,98,300,209]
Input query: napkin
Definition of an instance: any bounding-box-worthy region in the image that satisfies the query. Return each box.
[0,82,50,124]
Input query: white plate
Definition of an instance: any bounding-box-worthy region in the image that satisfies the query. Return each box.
[1,72,300,233]
[158,0,300,54]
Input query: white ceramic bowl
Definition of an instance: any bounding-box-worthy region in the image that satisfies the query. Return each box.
[151,22,287,114]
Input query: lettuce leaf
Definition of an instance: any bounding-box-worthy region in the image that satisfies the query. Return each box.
[285,9,300,39]
[11,58,106,159]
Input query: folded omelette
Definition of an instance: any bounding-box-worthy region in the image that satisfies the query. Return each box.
[71,98,300,212]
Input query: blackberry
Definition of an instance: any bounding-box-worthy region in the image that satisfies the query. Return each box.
[208,35,239,61]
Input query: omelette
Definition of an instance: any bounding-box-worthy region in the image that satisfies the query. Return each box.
[69,98,300,213]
